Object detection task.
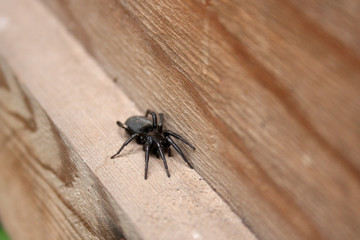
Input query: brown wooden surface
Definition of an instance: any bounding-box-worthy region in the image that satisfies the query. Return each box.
[0,1,256,239]
[38,1,360,240]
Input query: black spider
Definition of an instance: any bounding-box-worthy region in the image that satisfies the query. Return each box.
[111,110,195,179]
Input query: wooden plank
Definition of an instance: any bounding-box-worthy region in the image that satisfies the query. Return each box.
[0,0,255,240]
[0,57,127,240]
[39,0,360,240]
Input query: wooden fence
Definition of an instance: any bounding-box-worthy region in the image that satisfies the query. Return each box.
[0,0,359,239]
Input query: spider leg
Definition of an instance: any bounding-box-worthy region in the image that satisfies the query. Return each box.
[166,136,193,169]
[168,147,172,157]
[145,110,157,130]
[110,133,139,159]
[116,121,127,130]
[164,130,196,150]
[158,113,164,133]
[153,138,170,178]
[145,109,153,117]
[144,141,150,180]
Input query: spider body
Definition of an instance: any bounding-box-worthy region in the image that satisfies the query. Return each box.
[125,116,153,135]
[111,110,195,179]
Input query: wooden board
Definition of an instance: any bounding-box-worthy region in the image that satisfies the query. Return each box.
[0,57,127,240]
[39,0,360,240]
[0,0,255,239]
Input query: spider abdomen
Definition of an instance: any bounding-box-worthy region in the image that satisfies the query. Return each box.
[125,116,153,134]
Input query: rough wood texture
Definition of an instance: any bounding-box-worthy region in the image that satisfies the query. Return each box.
[39,0,360,240]
[0,58,126,240]
[0,0,255,239]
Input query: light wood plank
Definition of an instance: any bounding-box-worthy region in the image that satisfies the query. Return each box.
[0,57,127,240]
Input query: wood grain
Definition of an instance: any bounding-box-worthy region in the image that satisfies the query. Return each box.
[0,0,255,239]
[39,0,360,240]
[0,57,126,240]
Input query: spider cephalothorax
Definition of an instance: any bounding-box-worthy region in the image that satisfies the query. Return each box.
[111,110,195,179]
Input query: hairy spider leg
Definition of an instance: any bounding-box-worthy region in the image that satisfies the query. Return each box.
[164,130,196,150]
[153,138,171,177]
[166,136,193,168]
[145,110,157,130]
[158,113,164,133]
[144,141,151,179]
[110,133,139,159]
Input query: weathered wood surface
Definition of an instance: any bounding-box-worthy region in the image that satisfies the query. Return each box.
[0,58,127,240]
[40,0,360,240]
[0,0,256,239]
